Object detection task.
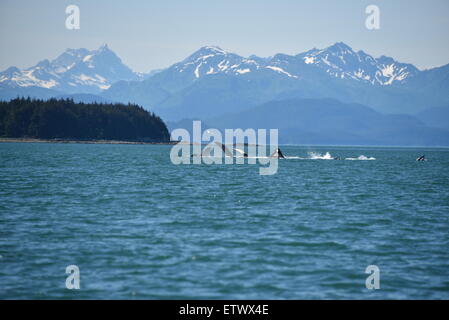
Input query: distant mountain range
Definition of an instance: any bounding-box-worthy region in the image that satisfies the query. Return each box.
[104,43,449,118]
[0,44,142,97]
[1,43,449,145]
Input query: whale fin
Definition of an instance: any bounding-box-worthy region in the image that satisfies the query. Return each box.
[270,148,285,159]
[215,142,234,157]
[233,148,248,157]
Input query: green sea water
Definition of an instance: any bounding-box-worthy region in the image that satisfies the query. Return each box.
[0,142,448,299]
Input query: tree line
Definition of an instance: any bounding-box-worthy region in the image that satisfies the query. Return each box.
[0,98,170,142]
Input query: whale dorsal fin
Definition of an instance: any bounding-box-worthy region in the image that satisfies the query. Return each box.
[270,148,285,158]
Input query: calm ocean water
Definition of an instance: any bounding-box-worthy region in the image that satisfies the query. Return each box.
[0,142,448,299]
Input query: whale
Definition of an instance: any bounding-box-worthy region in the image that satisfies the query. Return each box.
[270,148,285,159]
[416,155,426,161]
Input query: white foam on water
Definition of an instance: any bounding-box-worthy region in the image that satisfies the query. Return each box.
[345,155,376,160]
[193,153,376,161]
[308,152,334,160]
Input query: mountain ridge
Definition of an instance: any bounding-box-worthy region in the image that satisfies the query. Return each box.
[102,42,449,118]
[206,98,449,146]
[1,42,448,120]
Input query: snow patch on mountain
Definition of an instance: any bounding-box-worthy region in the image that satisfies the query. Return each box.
[265,66,298,78]
[236,68,251,74]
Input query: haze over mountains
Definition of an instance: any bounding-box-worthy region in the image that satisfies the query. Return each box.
[206,98,449,146]
[1,43,449,145]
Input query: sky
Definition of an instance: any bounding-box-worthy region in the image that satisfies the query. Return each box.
[0,0,448,72]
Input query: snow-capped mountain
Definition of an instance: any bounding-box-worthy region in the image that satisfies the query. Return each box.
[162,43,419,86]
[0,42,427,96]
[171,46,300,78]
[0,44,141,94]
[168,45,300,80]
[1,42,448,118]
[297,42,419,85]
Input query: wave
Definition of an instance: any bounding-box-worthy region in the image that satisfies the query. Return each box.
[345,155,376,160]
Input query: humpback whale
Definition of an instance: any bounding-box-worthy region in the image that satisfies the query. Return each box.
[194,142,248,158]
[270,148,285,159]
[217,142,236,157]
[233,147,249,158]
[215,142,249,157]
[195,142,284,159]
[416,155,426,161]
[191,145,216,158]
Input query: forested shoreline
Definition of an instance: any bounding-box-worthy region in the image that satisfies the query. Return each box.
[0,98,170,142]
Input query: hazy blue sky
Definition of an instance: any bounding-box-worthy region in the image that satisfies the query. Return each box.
[1,0,448,72]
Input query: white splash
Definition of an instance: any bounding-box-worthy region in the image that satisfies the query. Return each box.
[345,155,376,160]
[308,152,334,160]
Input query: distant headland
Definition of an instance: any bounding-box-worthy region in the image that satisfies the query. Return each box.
[0,98,171,143]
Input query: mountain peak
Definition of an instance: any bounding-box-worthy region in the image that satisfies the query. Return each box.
[327,42,354,53]
[36,59,51,68]
[94,44,117,58]
[1,66,20,75]
[185,45,231,62]
[294,42,419,85]
[199,45,228,55]
[377,55,395,63]
[98,43,112,53]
